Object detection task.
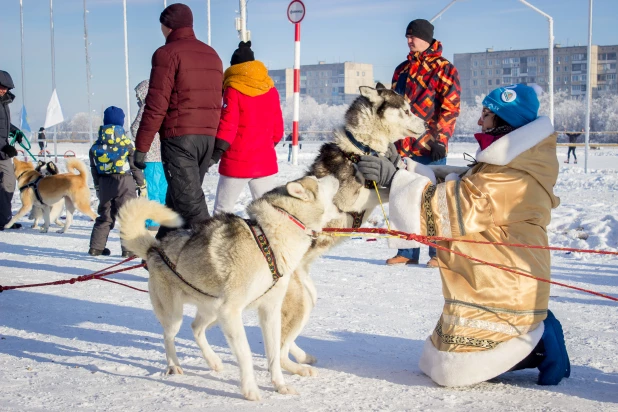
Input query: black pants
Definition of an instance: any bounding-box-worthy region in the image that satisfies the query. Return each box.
[567,146,576,160]
[0,159,15,227]
[157,134,214,239]
[89,174,137,251]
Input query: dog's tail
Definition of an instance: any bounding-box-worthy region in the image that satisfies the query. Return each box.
[117,198,184,258]
[65,158,89,181]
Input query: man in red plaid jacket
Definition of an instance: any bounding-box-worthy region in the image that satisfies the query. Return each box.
[387,19,461,268]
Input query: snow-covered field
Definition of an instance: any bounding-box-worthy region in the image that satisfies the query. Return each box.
[1,142,617,411]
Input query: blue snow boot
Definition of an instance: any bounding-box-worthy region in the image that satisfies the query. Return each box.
[537,310,571,385]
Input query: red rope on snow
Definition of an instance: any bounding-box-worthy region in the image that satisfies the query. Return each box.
[322,227,618,303]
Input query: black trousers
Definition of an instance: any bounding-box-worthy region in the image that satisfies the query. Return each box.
[90,174,137,251]
[567,146,576,160]
[157,134,214,239]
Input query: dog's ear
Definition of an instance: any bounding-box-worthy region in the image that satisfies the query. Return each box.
[359,86,383,106]
[375,82,386,90]
[286,181,310,201]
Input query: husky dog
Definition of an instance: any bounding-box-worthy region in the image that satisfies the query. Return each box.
[6,158,97,233]
[278,83,427,376]
[118,176,342,401]
[29,160,65,230]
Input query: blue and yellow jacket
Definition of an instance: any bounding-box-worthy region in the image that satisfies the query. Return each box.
[89,124,144,187]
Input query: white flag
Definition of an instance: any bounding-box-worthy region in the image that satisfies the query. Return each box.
[44,89,64,128]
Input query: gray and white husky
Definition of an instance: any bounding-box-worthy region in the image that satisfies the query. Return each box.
[118,175,342,401]
[277,83,427,377]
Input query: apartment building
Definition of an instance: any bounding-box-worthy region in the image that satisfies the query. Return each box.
[454,45,617,104]
[270,61,374,105]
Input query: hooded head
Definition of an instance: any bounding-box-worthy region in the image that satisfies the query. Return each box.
[135,80,150,104]
[230,41,255,66]
[103,106,125,127]
[159,3,193,30]
[482,84,540,128]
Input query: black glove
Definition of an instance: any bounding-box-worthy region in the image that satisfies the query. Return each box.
[357,155,398,188]
[134,151,147,170]
[427,139,447,162]
[1,145,17,158]
[14,129,25,144]
[208,148,225,168]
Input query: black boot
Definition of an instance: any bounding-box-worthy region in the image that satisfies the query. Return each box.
[88,247,111,256]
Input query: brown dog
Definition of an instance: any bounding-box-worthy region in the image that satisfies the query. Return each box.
[6,158,97,233]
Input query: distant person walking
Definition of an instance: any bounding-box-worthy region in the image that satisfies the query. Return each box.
[38,127,46,152]
[134,3,223,239]
[212,41,284,214]
[387,19,461,268]
[564,129,583,164]
[131,79,168,229]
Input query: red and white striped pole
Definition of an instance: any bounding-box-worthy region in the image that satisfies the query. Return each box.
[287,0,305,166]
[292,23,301,165]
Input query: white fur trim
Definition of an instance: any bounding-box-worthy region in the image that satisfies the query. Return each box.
[445,173,460,182]
[476,116,554,166]
[418,322,544,387]
[403,158,436,184]
[387,170,430,249]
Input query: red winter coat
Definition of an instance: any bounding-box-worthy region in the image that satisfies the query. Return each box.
[216,61,284,178]
[135,27,223,153]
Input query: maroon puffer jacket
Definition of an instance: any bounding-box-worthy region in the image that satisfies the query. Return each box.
[135,27,223,153]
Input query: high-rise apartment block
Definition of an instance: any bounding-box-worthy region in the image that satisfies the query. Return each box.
[454,45,617,104]
[269,61,374,105]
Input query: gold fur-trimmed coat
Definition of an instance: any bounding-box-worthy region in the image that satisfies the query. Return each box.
[388,116,560,386]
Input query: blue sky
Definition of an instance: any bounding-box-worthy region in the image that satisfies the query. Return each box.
[1,0,617,129]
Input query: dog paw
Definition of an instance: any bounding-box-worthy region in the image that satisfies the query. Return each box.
[165,366,184,375]
[242,386,261,401]
[31,225,39,229]
[275,384,299,396]
[39,228,49,233]
[300,354,317,365]
[56,229,65,234]
[297,366,318,377]
[207,358,224,372]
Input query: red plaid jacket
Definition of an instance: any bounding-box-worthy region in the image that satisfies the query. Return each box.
[392,40,461,158]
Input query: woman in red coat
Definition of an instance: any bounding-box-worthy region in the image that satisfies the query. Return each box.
[212,41,284,214]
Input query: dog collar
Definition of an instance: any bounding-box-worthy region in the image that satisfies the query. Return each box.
[273,206,319,239]
[344,129,379,157]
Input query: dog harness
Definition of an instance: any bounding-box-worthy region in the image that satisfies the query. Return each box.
[19,175,46,205]
[152,246,219,298]
[344,129,379,157]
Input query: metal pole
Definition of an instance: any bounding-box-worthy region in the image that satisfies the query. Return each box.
[239,0,247,42]
[584,0,593,173]
[292,23,301,166]
[19,0,26,108]
[122,0,131,130]
[430,0,459,23]
[518,0,554,125]
[164,0,167,7]
[207,0,211,45]
[84,0,94,146]
[50,0,58,162]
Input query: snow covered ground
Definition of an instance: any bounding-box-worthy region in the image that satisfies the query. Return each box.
[1,142,617,411]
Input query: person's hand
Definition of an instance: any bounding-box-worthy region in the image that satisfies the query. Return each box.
[134,151,147,170]
[357,155,398,188]
[137,184,148,198]
[384,142,404,169]
[427,139,446,162]
[14,129,25,144]
[1,144,17,158]
[208,148,224,168]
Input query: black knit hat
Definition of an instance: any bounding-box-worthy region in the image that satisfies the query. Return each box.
[405,19,434,44]
[160,3,193,29]
[230,41,255,66]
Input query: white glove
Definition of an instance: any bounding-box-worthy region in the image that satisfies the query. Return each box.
[445,172,460,182]
[403,158,436,185]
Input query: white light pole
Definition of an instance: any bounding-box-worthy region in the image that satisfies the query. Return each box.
[207,0,211,45]
[164,0,167,7]
[19,0,26,109]
[584,0,593,173]
[239,0,248,42]
[518,0,554,125]
[49,0,59,161]
[430,0,459,23]
[83,0,94,146]
[122,0,131,130]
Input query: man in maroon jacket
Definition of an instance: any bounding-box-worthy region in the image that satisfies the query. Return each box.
[135,3,223,239]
